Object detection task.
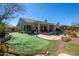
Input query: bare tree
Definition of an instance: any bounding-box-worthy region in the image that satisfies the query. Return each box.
[0,3,26,23]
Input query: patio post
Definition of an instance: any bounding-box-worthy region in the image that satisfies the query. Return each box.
[38,23,40,33]
[47,24,49,32]
[42,25,44,32]
[53,25,56,31]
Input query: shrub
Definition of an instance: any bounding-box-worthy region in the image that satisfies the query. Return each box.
[64,30,70,35]
[63,36,72,42]
[0,23,6,37]
[20,31,25,33]
[0,23,6,33]
[70,32,77,37]
[64,30,78,38]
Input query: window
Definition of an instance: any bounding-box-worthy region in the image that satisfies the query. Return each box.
[24,25,32,31]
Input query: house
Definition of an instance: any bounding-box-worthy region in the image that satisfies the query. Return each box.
[17,17,56,33]
[5,25,17,32]
[60,25,68,31]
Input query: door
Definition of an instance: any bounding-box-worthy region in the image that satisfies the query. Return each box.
[44,26,47,32]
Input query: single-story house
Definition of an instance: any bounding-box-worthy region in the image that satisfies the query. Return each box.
[17,17,56,33]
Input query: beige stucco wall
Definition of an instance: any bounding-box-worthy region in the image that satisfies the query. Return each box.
[17,19,56,32]
[17,19,34,31]
[23,21,35,31]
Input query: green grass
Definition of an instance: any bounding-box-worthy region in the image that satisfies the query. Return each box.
[65,43,79,55]
[40,40,59,54]
[7,32,59,55]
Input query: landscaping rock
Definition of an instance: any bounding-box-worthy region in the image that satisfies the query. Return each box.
[0,44,8,56]
[0,34,11,43]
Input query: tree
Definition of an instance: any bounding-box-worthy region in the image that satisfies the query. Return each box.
[0,3,26,37]
[0,3,25,23]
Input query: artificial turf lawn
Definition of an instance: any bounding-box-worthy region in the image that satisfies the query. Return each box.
[65,43,79,55]
[7,32,58,55]
[40,40,59,54]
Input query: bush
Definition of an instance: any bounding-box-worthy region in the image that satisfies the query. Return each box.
[63,36,72,42]
[64,30,78,38]
[70,32,77,37]
[0,23,6,32]
[18,30,25,33]
[0,23,6,37]
[64,30,71,35]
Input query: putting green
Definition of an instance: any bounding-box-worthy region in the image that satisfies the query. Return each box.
[7,32,49,55]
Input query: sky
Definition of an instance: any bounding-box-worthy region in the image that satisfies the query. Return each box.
[5,3,79,26]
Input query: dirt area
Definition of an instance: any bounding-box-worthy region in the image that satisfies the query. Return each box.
[69,38,79,45]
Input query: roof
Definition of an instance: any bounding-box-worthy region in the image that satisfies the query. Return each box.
[20,17,54,25]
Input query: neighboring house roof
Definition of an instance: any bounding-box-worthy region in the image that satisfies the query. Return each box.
[20,17,54,25]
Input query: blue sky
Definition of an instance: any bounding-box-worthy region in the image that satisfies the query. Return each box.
[6,3,79,26]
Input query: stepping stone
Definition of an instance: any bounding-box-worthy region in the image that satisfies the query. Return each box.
[58,53,71,56]
[35,54,45,56]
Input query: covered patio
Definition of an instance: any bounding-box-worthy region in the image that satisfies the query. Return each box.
[33,22,56,33]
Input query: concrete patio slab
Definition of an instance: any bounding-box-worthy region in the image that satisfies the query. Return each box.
[38,34,64,40]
